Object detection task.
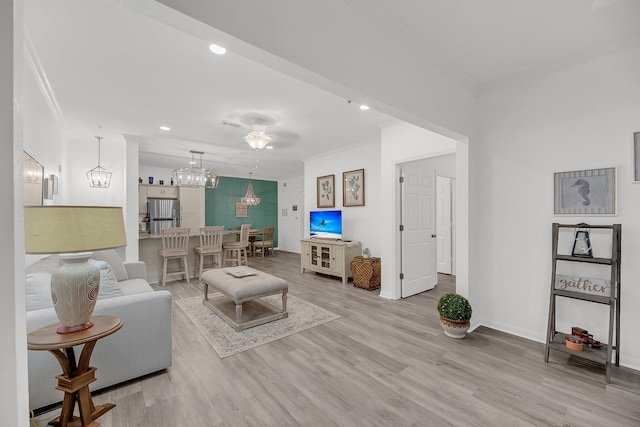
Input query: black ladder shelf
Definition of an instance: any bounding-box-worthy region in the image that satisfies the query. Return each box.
[544,223,621,383]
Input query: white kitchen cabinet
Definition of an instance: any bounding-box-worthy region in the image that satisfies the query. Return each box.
[146,185,178,199]
[179,186,204,232]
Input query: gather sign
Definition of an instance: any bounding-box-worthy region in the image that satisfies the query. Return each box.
[554,274,611,297]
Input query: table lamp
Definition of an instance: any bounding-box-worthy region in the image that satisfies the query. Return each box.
[24,206,126,333]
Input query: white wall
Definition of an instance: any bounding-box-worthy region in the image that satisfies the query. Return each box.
[4,0,29,424]
[23,35,65,204]
[277,174,304,253]
[379,122,468,301]
[304,138,382,257]
[477,44,640,369]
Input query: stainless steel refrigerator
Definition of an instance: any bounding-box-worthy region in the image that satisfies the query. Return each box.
[147,199,180,234]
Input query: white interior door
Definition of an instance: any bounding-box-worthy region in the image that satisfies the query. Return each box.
[437,176,452,274]
[401,164,436,297]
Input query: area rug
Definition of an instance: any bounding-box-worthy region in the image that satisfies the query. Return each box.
[176,293,340,358]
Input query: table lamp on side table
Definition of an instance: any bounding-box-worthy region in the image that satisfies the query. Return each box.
[24,206,126,333]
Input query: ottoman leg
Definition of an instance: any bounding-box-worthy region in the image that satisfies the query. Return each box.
[235,302,243,322]
[282,290,288,313]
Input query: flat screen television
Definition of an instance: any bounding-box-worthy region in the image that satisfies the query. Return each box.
[310,210,342,240]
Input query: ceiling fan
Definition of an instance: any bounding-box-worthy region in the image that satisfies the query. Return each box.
[220,112,299,150]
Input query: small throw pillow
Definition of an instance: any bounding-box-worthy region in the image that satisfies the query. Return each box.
[88,259,124,299]
[91,249,128,282]
[25,272,53,311]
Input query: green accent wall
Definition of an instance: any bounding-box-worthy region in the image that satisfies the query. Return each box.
[205,176,278,246]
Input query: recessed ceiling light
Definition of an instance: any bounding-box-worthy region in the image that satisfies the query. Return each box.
[209,44,227,55]
[359,105,370,110]
[266,146,274,150]
[160,126,171,131]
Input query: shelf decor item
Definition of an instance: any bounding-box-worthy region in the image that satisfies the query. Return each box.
[317,174,335,208]
[437,293,472,339]
[565,334,584,351]
[553,167,616,215]
[571,223,592,258]
[24,206,127,333]
[343,168,365,207]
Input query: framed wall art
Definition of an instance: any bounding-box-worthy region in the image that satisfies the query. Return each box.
[317,174,335,208]
[634,131,640,183]
[23,151,44,206]
[343,168,365,207]
[554,167,616,215]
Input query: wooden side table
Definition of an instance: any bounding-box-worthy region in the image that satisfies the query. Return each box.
[28,316,123,427]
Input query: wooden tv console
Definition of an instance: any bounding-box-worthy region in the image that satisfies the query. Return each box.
[300,239,362,284]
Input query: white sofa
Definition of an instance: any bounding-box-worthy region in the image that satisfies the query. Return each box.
[26,251,173,410]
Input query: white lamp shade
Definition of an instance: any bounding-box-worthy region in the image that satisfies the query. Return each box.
[24,206,126,254]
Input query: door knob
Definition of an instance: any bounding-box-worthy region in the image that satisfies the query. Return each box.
[431,234,437,238]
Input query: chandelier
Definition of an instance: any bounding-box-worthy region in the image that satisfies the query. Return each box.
[241,173,260,205]
[245,131,272,150]
[172,150,219,189]
[86,136,112,188]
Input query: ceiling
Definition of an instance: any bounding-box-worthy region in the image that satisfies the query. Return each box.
[23,0,640,180]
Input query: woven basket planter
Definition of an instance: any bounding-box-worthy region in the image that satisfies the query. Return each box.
[439,316,470,339]
[350,256,381,290]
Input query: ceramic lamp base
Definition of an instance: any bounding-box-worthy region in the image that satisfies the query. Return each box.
[51,253,100,334]
[56,320,94,334]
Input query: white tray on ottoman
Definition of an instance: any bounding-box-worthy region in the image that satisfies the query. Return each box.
[201,267,289,331]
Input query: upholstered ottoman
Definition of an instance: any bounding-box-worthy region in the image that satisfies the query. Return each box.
[201,267,288,331]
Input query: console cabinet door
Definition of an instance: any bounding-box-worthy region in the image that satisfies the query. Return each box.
[301,241,311,268]
[332,245,345,274]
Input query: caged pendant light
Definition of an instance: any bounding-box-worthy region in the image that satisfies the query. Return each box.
[86,136,112,188]
[241,172,260,205]
[172,150,219,189]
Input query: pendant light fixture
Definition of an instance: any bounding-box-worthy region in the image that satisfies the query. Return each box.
[241,172,260,205]
[172,150,219,189]
[245,131,272,150]
[86,135,112,188]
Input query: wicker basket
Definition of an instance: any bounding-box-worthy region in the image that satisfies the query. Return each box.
[350,256,381,290]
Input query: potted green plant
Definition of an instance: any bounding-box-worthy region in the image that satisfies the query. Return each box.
[437,293,472,338]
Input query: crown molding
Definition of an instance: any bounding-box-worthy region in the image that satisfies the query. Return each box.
[23,27,65,127]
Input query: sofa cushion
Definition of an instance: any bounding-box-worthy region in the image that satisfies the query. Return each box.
[119,278,154,296]
[92,249,129,281]
[89,259,125,299]
[25,272,53,311]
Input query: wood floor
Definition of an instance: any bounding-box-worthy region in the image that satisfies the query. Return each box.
[35,251,640,426]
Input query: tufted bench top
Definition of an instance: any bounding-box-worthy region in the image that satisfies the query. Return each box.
[202,267,288,300]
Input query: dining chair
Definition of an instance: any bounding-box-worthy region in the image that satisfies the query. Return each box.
[159,227,190,286]
[251,226,275,257]
[194,226,224,281]
[223,224,251,267]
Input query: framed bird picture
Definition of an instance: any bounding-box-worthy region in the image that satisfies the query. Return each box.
[554,167,616,215]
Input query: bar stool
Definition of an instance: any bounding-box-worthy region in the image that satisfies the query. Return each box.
[159,227,190,286]
[223,224,250,267]
[194,226,224,281]
[252,226,275,257]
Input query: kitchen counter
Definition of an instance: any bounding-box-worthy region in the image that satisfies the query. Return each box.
[138,231,244,283]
